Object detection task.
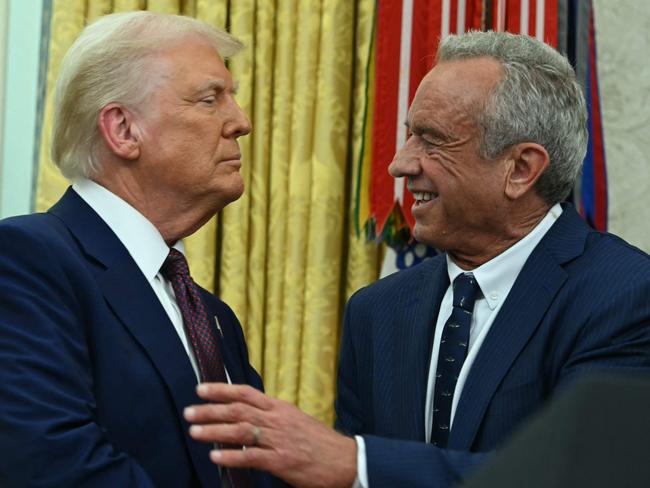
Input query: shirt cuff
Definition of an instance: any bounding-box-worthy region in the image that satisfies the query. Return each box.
[352,435,369,488]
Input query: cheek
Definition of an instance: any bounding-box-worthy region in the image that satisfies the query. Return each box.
[147,124,191,155]
[421,147,466,177]
[419,156,443,179]
[472,169,507,201]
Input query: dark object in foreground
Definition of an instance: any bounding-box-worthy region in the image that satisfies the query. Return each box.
[461,374,650,488]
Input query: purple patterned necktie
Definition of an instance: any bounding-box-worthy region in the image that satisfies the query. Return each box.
[161,248,250,488]
[161,249,227,383]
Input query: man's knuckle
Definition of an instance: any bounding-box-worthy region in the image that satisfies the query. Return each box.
[246,448,266,466]
[239,385,256,401]
[236,422,250,437]
[229,402,244,419]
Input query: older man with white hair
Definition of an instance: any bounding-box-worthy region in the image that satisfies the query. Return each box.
[0,11,277,488]
[184,30,650,488]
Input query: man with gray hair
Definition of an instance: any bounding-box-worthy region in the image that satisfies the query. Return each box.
[0,11,277,488]
[183,31,650,487]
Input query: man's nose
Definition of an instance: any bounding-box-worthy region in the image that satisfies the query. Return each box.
[224,101,252,138]
[388,140,421,177]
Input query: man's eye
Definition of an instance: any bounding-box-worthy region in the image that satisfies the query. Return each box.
[422,138,438,148]
[201,96,217,105]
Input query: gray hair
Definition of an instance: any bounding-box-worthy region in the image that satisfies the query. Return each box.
[52,11,244,180]
[437,31,588,204]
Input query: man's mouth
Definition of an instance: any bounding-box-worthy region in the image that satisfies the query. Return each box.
[412,191,438,206]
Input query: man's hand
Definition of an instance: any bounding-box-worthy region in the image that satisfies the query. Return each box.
[184,383,357,488]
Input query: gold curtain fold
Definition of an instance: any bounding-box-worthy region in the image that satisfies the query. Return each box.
[35,0,85,214]
[260,0,297,399]
[36,0,380,425]
[345,0,382,303]
[297,0,356,422]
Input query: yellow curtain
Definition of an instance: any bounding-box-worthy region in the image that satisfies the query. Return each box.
[36,0,380,424]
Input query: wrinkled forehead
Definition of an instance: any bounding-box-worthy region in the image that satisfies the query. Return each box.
[409,57,503,120]
[406,57,504,136]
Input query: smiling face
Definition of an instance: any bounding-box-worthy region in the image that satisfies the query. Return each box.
[389,57,511,263]
[131,37,251,235]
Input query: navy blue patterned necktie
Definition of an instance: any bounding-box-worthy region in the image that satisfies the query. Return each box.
[430,272,480,448]
[161,249,250,488]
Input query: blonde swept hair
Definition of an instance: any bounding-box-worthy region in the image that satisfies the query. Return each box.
[51,11,244,179]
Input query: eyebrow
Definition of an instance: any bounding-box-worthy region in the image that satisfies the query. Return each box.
[195,78,239,95]
[404,120,450,142]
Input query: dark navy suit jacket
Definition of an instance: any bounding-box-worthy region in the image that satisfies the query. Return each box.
[335,206,650,488]
[0,188,273,487]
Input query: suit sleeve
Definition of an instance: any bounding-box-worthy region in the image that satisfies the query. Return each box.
[557,270,650,389]
[335,291,490,488]
[334,295,366,436]
[363,436,491,488]
[0,223,156,487]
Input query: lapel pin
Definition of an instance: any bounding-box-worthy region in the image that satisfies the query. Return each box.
[214,316,224,337]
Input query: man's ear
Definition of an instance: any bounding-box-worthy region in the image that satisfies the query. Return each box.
[504,143,549,200]
[97,103,142,160]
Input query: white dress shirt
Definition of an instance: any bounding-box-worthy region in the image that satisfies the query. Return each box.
[354,204,563,487]
[72,178,201,381]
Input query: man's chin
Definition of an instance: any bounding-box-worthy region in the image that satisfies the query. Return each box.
[413,224,442,249]
[412,224,429,245]
[217,184,245,209]
[231,184,245,203]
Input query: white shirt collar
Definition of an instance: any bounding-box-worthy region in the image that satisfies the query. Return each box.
[446,203,563,310]
[72,178,184,283]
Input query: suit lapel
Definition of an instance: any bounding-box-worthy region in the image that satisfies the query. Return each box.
[448,206,590,449]
[393,258,450,440]
[49,188,219,487]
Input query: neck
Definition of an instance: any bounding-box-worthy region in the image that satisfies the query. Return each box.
[449,202,551,270]
[93,173,213,245]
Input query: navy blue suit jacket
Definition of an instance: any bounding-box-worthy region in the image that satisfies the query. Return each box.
[335,206,650,488]
[0,189,272,487]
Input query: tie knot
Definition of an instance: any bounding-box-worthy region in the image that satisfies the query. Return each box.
[452,273,480,312]
[160,248,190,281]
